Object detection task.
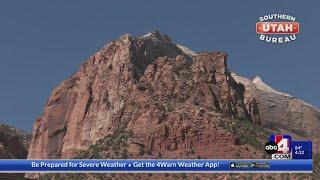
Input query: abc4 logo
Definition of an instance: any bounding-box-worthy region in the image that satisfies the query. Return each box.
[265,135,291,155]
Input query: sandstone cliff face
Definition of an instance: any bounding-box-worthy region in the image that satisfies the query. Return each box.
[232,73,320,151]
[27,31,188,159]
[26,32,320,179]
[27,32,261,161]
[125,53,261,158]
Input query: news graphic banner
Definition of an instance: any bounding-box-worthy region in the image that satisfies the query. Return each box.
[0,159,312,173]
[266,134,313,160]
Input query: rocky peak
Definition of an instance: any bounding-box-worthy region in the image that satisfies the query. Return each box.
[139,30,172,43]
[22,31,320,179]
[232,73,320,152]
[27,32,189,160]
[27,32,262,164]
[253,76,290,97]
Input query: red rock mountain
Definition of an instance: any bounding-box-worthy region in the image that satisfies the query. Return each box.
[26,31,319,179]
[27,31,262,160]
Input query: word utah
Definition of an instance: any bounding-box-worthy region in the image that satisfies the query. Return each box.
[256,22,299,34]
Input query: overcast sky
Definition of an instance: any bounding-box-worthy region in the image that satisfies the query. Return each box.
[0,0,319,131]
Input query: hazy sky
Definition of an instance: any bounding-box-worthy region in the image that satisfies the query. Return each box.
[0,0,319,131]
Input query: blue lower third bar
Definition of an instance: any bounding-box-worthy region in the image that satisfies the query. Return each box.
[0,159,312,173]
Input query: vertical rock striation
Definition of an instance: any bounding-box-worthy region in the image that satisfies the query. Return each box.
[27,32,261,163]
[27,31,194,160]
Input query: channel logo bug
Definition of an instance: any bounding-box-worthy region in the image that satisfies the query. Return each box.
[269,135,292,159]
[256,14,299,44]
[270,135,291,154]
